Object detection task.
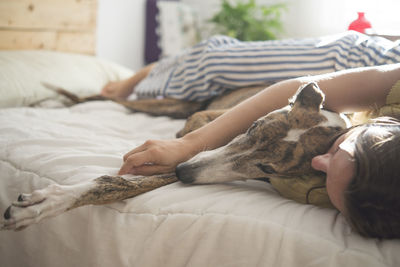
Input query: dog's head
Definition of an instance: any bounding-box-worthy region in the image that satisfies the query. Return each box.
[176,83,349,184]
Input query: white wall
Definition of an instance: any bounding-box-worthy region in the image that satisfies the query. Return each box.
[96,0,146,71]
[183,0,400,39]
[279,0,400,38]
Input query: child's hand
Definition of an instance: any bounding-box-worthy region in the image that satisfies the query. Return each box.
[101,63,156,99]
[101,80,134,99]
[118,138,197,176]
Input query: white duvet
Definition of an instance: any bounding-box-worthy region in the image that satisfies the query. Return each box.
[0,101,399,267]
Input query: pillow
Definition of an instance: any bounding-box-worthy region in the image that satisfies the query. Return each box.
[0,50,134,108]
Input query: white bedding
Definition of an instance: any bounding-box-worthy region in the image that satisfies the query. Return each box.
[0,101,399,267]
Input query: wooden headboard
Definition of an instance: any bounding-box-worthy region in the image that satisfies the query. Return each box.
[0,0,97,55]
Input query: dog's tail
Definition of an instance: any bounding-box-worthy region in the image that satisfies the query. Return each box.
[41,82,109,103]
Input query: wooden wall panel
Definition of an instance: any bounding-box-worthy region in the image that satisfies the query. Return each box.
[56,32,96,54]
[0,30,96,54]
[0,0,97,54]
[0,30,55,50]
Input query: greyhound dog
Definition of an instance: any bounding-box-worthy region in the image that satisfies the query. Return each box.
[2,83,347,231]
[41,81,268,138]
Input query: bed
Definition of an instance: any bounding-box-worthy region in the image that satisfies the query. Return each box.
[1,1,400,267]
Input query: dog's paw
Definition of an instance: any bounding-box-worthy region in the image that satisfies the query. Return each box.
[1,184,75,231]
[176,111,218,138]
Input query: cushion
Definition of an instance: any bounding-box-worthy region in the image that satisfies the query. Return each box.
[0,50,134,108]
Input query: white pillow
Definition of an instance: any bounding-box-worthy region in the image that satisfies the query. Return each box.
[0,50,134,108]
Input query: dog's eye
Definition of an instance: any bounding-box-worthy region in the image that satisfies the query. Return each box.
[247,121,259,135]
[256,163,276,174]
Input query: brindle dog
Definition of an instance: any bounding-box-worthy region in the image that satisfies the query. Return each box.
[176,83,347,184]
[2,83,347,231]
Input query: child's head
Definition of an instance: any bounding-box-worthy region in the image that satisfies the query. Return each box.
[312,117,400,238]
[344,117,400,238]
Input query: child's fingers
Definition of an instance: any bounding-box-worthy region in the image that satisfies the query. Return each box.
[123,140,161,162]
[123,143,149,162]
[101,84,112,93]
[101,82,119,97]
[119,150,155,175]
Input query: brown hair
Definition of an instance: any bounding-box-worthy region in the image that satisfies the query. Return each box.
[344,117,400,239]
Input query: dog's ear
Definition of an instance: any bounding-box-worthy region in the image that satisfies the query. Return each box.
[289,82,325,111]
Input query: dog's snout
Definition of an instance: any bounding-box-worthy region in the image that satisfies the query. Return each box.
[176,163,196,184]
[4,206,11,220]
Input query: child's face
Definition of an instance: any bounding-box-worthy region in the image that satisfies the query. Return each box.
[311,129,359,212]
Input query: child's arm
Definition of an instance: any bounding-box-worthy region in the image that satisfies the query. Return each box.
[101,63,156,99]
[118,63,400,176]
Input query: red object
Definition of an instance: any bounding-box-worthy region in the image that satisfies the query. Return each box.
[348,12,372,33]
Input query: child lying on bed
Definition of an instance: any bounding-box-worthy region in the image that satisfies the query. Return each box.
[102,32,400,239]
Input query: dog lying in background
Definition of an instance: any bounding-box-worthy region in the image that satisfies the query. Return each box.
[2,83,347,231]
[41,81,268,137]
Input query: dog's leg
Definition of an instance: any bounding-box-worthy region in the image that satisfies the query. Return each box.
[173,86,270,136]
[2,174,177,231]
[117,98,205,119]
[45,84,206,119]
[176,109,227,137]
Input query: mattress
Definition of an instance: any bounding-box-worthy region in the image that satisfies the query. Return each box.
[0,49,399,267]
[1,100,399,267]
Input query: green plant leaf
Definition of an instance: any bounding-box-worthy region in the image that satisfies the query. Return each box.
[209,0,287,41]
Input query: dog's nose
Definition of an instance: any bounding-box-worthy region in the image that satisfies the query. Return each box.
[175,163,196,184]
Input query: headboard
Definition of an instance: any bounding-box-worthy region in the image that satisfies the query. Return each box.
[0,0,97,55]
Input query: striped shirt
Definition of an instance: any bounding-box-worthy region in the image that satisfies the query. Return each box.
[135,31,400,101]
